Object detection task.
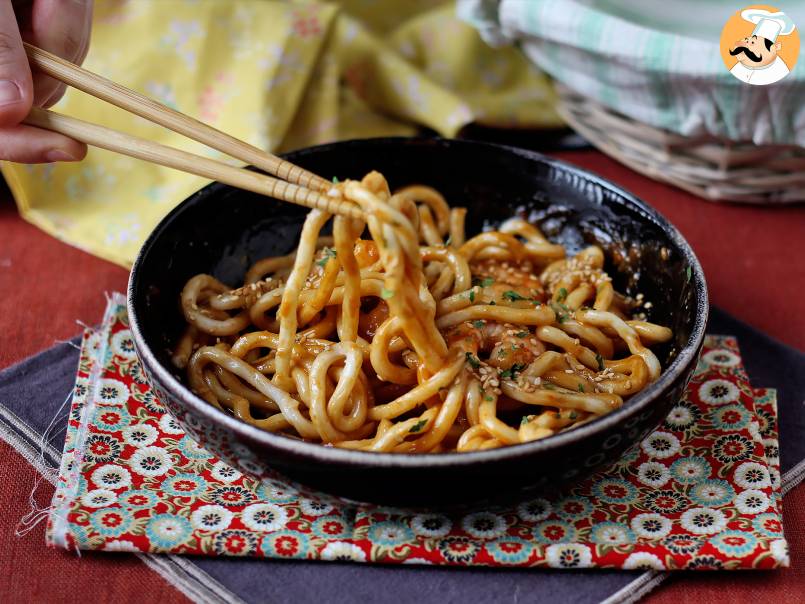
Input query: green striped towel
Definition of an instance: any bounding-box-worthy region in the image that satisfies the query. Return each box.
[458,1,805,146]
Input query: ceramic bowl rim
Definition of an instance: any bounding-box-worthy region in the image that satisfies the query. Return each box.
[127,137,709,469]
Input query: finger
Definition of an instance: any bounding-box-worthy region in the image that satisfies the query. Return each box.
[40,80,66,107]
[0,123,86,162]
[0,0,33,126]
[24,0,93,106]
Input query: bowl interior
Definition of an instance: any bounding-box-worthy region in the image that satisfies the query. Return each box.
[131,137,704,457]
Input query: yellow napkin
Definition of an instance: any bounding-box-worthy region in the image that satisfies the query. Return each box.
[2,0,560,267]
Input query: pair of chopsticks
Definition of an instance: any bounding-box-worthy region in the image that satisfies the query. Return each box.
[22,44,364,221]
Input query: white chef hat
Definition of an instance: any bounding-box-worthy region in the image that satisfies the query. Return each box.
[741,8,796,43]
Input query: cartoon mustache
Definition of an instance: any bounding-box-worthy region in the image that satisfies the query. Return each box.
[730,46,763,62]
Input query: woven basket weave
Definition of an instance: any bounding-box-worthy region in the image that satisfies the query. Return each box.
[555,84,805,204]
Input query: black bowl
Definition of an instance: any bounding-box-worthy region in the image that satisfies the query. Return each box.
[128,138,708,508]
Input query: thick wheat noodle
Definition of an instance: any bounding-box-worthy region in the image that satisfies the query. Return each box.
[594,281,614,310]
[248,287,284,330]
[421,247,472,295]
[499,217,566,261]
[397,185,451,234]
[298,254,341,325]
[181,275,251,335]
[557,319,614,358]
[308,343,366,441]
[176,172,673,452]
[172,325,200,369]
[370,316,418,384]
[417,205,443,247]
[393,371,469,453]
[479,395,521,445]
[429,267,455,301]
[334,216,363,343]
[437,304,556,329]
[449,208,467,247]
[213,365,278,410]
[188,346,319,438]
[576,309,662,380]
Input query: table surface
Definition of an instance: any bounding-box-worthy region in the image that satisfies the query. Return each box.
[0,149,803,602]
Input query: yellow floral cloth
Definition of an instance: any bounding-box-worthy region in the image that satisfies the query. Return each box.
[3,0,560,267]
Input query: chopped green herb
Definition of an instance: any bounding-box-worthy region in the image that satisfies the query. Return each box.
[484,395,494,402]
[409,419,427,433]
[332,176,339,183]
[468,289,476,303]
[380,287,395,300]
[500,363,525,379]
[316,247,337,267]
[577,383,585,393]
[557,287,568,302]
[686,266,692,282]
[481,277,494,287]
[516,331,529,338]
[554,412,562,418]
[497,348,507,358]
[551,303,568,323]
[569,411,578,419]
[503,290,527,302]
[465,352,480,369]
[520,416,531,426]
[595,353,605,371]
[473,320,485,328]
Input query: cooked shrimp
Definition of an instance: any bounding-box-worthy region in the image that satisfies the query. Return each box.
[470,258,546,299]
[445,320,545,371]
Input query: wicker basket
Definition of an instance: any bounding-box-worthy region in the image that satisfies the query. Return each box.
[555,84,805,204]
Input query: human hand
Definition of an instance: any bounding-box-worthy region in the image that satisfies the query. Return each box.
[0,0,92,163]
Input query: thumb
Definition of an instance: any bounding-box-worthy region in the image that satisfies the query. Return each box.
[0,0,33,127]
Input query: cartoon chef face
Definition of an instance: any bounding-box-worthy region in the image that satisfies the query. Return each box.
[730,34,781,68]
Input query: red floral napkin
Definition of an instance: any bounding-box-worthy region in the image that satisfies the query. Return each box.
[46,294,788,570]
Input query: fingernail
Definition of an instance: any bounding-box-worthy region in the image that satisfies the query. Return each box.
[0,80,22,106]
[45,149,79,162]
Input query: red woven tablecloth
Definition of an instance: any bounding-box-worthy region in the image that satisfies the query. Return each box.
[1,149,803,601]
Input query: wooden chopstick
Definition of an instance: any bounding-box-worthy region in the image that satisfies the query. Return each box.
[23,42,332,193]
[25,107,364,220]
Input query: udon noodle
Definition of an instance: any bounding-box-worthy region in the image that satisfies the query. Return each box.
[173,172,672,453]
